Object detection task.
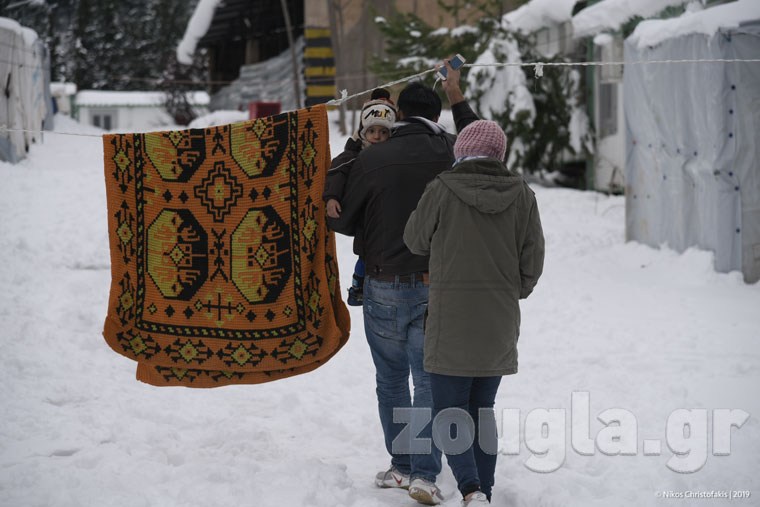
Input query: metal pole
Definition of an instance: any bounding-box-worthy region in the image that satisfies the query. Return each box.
[279,0,302,109]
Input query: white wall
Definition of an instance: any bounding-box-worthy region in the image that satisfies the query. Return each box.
[78,106,175,131]
[593,36,626,193]
[594,81,626,192]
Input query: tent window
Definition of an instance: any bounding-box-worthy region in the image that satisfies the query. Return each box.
[599,83,617,138]
[557,22,568,54]
[600,37,624,83]
[534,24,569,56]
[91,110,116,130]
[535,28,550,48]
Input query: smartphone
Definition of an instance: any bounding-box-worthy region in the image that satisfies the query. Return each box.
[436,54,466,81]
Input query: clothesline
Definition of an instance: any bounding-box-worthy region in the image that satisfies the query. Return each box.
[0,127,104,138]
[2,57,759,138]
[325,58,760,105]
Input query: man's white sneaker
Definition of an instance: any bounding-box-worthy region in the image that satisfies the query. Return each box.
[408,478,444,505]
[462,491,489,506]
[374,467,410,489]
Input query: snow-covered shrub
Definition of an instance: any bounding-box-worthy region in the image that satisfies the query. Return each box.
[370,6,593,177]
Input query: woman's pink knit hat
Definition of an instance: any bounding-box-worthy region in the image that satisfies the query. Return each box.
[454,120,507,161]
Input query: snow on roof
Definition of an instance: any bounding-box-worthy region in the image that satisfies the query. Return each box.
[0,16,23,34]
[1,17,40,47]
[50,82,78,96]
[177,0,223,65]
[593,33,614,46]
[20,26,38,46]
[188,110,249,129]
[502,0,580,33]
[572,0,689,38]
[629,0,760,49]
[76,91,210,107]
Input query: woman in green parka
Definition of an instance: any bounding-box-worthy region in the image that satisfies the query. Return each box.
[403,120,545,506]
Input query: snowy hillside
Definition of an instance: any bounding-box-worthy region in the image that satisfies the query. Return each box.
[0,113,758,507]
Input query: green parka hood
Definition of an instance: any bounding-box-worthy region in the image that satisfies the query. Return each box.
[438,158,525,214]
[404,154,545,377]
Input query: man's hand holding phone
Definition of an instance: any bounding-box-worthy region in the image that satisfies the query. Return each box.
[436,53,465,81]
[438,55,466,105]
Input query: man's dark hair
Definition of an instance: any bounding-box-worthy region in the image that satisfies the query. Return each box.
[397,82,442,120]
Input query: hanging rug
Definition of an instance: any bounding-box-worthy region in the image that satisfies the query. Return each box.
[102,104,350,387]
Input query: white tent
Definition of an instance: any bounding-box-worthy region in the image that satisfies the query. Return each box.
[0,17,52,163]
[624,0,760,283]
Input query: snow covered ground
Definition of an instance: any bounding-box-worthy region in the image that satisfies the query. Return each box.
[1,112,758,507]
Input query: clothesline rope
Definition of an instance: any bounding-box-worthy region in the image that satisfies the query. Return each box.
[3,57,760,137]
[325,58,760,105]
[0,126,103,138]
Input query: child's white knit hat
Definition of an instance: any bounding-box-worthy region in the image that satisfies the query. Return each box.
[359,93,396,140]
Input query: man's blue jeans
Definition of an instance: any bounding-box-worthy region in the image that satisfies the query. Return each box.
[363,275,441,482]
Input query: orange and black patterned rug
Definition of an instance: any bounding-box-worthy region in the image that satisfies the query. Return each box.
[102,105,350,387]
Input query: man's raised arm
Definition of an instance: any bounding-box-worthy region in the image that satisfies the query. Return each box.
[439,59,479,132]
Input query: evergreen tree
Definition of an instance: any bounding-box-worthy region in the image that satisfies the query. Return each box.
[466,30,590,175]
[369,8,482,89]
[370,2,593,178]
[1,0,206,93]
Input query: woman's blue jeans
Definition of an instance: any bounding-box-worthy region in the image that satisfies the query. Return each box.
[430,373,502,500]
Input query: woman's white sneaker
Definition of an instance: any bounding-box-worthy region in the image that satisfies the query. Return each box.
[408,478,444,505]
[462,491,489,506]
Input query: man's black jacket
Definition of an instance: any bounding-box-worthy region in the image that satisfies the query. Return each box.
[328,101,478,276]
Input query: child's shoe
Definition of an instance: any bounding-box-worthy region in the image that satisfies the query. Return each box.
[347,274,364,306]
